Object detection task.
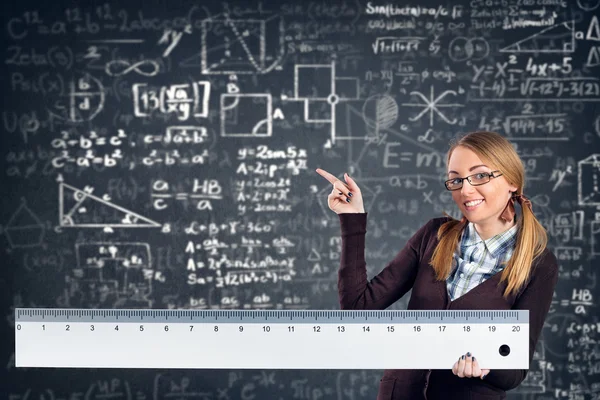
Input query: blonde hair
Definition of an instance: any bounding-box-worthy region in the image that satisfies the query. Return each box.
[430,131,548,299]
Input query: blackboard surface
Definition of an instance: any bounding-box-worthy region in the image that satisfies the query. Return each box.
[2,0,599,398]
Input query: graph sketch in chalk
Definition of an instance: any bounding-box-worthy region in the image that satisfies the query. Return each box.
[57,175,161,229]
[283,61,361,146]
[402,85,465,126]
[499,21,575,53]
[221,93,272,137]
[578,154,600,206]
[0,199,45,251]
[68,242,155,308]
[179,13,284,74]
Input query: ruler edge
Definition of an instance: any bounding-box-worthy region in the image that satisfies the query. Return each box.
[14,308,529,322]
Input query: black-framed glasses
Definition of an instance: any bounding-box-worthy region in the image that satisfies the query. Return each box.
[444,170,503,191]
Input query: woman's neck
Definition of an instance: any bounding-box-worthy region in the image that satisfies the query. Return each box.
[472,218,516,241]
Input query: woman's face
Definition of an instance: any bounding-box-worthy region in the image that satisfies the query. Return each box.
[447,146,517,227]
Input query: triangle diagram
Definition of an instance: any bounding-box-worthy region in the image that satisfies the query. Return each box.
[181,28,262,71]
[6,200,42,229]
[586,46,600,67]
[587,16,600,41]
[59,182,161,228]
[183,19,264,73]
[500,21,575,53]
[307,248,321,262]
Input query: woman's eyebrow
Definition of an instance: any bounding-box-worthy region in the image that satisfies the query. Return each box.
[448,164,489,175]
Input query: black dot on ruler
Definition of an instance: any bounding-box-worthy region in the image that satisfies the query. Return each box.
[499,344,510,357]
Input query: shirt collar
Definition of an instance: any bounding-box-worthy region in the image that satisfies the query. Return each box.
[461,222,518,258]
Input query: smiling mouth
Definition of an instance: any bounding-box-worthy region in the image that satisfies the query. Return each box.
[464,199,484,207]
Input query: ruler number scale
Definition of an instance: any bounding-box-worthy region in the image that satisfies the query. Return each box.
[15,309,529,369]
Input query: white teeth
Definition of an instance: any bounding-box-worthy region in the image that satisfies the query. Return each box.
[465,199,484,207]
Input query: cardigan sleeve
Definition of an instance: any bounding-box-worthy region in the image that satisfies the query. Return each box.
[483,250,559,391]
[337,212,435,310]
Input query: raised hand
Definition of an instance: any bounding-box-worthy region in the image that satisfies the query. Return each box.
[315,168,365,214]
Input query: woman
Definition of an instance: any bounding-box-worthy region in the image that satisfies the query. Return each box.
[316,131,558,399]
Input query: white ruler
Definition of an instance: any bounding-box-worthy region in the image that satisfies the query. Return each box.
[15,308,529,369]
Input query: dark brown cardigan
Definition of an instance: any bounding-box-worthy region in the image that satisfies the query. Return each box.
[338,214,558,400]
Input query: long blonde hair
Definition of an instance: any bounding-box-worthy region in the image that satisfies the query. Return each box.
[430,131,548,299]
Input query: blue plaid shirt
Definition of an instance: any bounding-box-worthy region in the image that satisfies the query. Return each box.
[446,222,518,301]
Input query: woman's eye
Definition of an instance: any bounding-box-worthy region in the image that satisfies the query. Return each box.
[451,178,462,184]
[475,173,487,179]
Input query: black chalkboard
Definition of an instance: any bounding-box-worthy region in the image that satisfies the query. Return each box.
[2,0,599,398]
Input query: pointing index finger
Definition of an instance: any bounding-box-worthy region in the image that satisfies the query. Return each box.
[315,168,340,185]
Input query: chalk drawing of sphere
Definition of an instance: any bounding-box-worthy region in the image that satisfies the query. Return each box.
[362,94,399,129]
[578,0,599,10]
[449,37,490,62]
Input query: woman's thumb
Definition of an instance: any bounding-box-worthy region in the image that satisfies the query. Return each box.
[344,173,353,186]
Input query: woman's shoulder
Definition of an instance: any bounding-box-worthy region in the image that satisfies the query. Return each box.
[421,216,455,232]
[532,246,559,274]
[430,215,454,226]
[410,216,455,242]
[513,247,559,296]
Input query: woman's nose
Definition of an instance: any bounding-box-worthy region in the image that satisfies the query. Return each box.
[461,180,476,195]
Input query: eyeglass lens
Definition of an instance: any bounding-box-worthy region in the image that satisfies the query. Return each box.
[447,173,491,190]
